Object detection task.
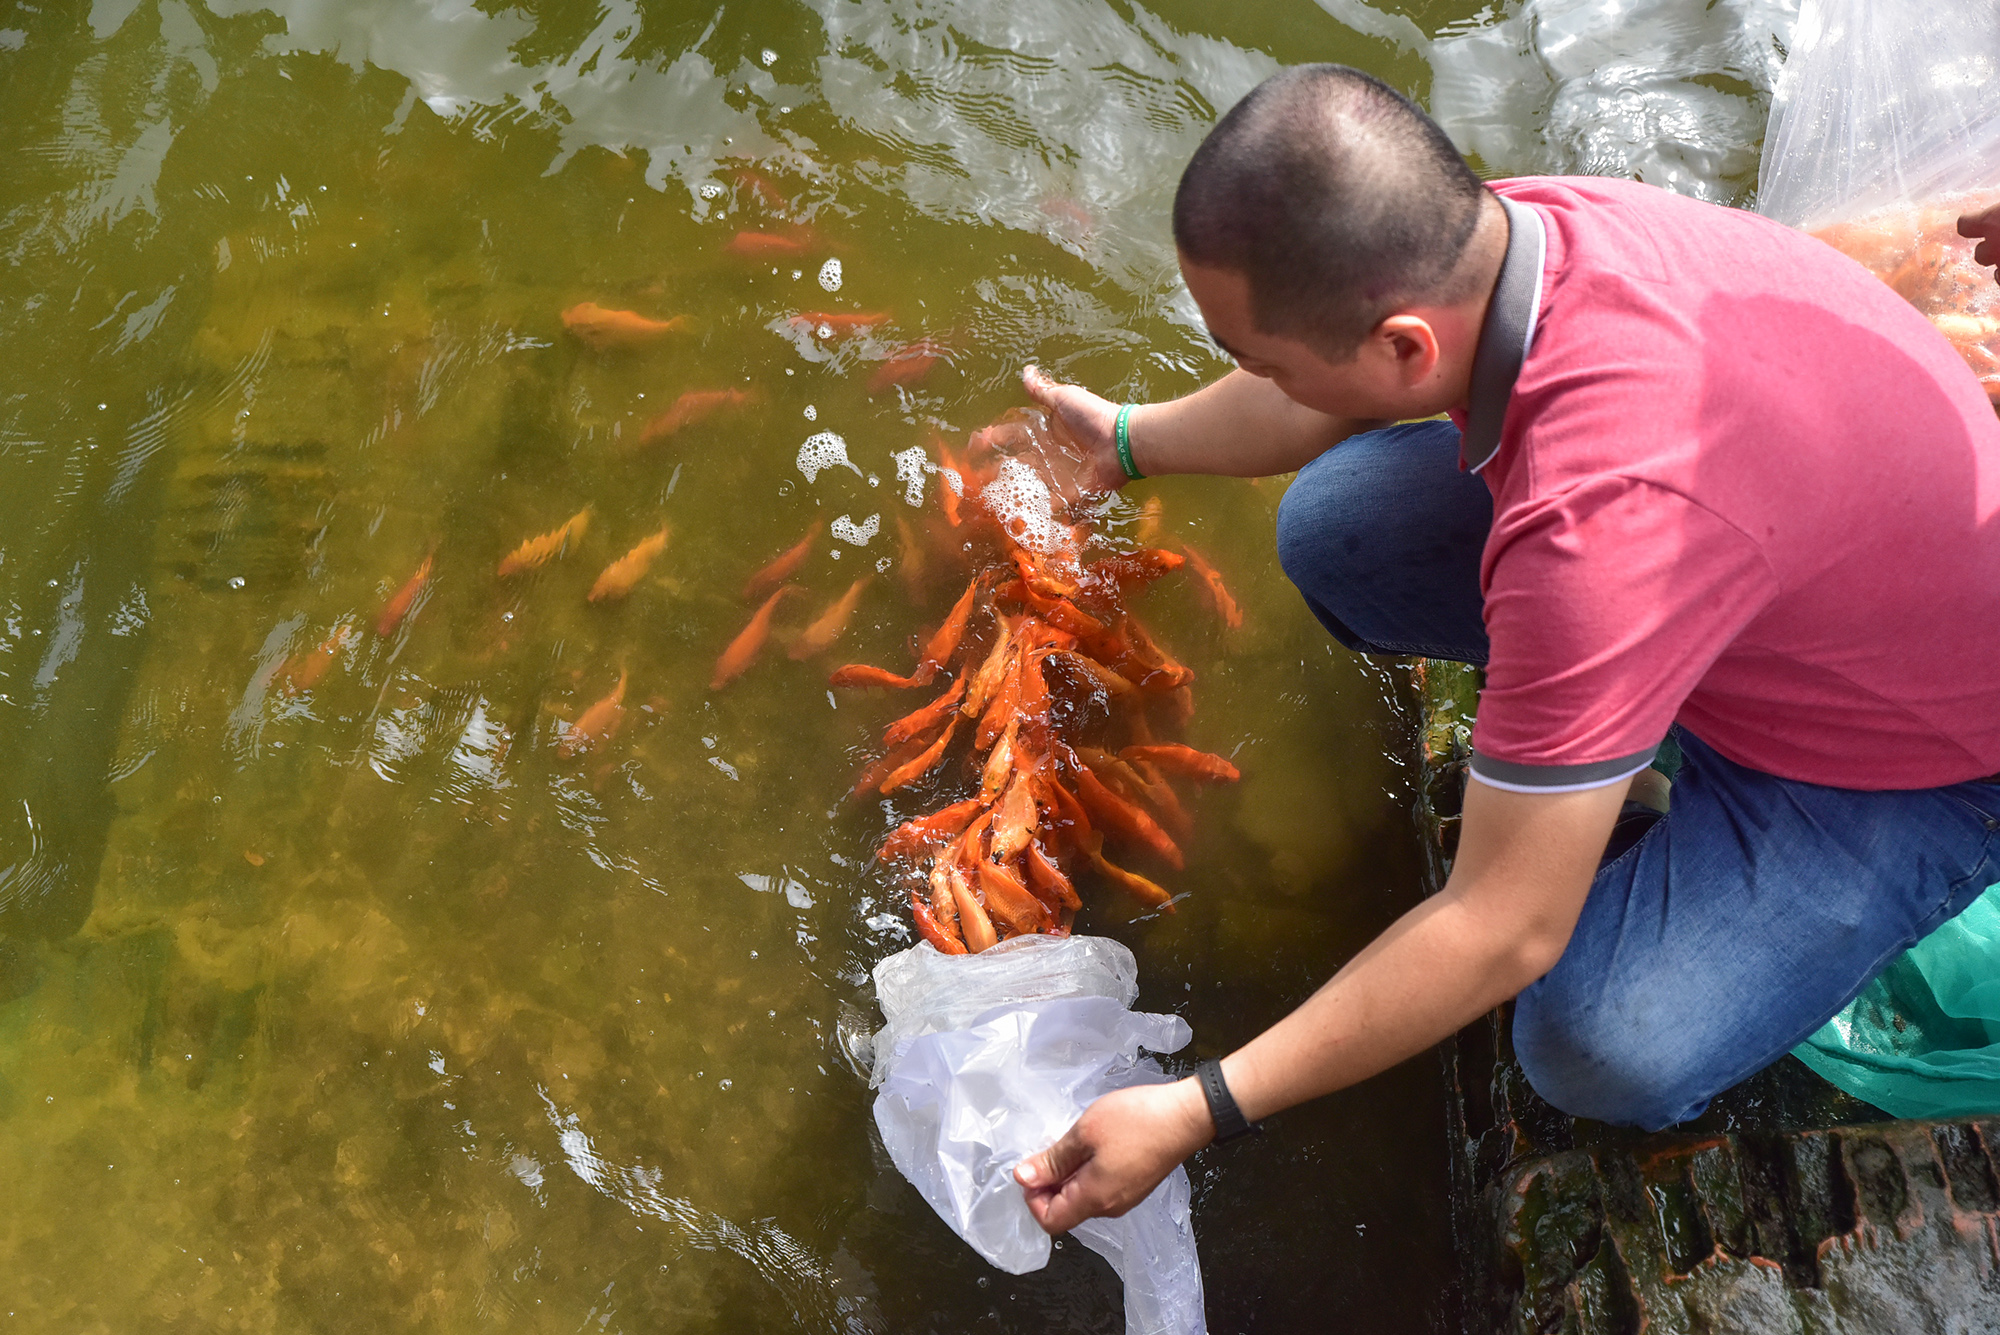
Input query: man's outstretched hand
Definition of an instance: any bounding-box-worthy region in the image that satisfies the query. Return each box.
[1013,1077,1214,1234]
[1020,364,1130,495]
[1958,202,2000,284]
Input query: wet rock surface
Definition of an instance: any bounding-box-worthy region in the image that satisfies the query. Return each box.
[1411,661,2000,1334]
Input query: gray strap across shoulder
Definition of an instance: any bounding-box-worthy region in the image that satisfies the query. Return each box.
[1460,194,1546,474]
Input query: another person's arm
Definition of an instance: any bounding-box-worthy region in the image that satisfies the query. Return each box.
[1022,365,1379,493]
[1958,202,2000,285]
[1014,776,1625,1232]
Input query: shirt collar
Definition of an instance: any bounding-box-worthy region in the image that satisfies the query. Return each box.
[1460,194,1546,474]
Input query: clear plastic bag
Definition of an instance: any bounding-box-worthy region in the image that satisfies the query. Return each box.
[869,934,1206,1335]
[1756,0,2000,402]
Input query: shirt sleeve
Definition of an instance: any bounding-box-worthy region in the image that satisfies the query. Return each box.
[1469,477,1777,792]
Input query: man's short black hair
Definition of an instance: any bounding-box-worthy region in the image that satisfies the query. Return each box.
[1173,64,1489,357]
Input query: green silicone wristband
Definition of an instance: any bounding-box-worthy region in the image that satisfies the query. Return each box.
[1115,403,1144,481]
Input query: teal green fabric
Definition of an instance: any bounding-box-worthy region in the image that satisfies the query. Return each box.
[1793,882,2000,1119]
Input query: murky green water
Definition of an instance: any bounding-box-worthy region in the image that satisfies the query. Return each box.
[0,1,1491,1330]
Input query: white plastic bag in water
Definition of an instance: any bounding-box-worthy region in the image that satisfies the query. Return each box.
[868,934,1206,1335]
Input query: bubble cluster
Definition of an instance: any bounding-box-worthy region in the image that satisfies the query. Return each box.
[979,457,1067,554]
[698,182,723,199]
[831,513,880,546]
[796,432,861,482]
[892,445,928,507]
[817,258,842,292]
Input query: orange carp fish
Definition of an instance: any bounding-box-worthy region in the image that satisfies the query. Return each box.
[498,509,591,577]
[712,585,798,690]
[789,576,873,659]
[376,554,433,637]
[638,389,752,444]
[559,671,627,756]
[588,527,669,603]
[561,302,689,351]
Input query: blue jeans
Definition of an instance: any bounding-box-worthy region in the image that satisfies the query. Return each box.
[1276,421,2000,1129]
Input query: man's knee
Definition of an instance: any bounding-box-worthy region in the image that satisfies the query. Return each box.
[1274,456,1359,595]
[1512,986,1716,1131]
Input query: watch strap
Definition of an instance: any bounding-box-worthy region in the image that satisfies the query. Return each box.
[1196,1059,1260,1143]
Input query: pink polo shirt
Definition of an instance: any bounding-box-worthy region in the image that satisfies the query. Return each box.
[1461,176,2000,793]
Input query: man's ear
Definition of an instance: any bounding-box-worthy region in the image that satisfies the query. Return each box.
[1371,313,1443,387]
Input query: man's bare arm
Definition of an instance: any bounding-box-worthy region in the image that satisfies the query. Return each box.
[1022,365,1377,493]
[1015,776,1626,1232]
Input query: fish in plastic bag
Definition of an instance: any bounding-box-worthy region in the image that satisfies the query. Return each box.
[868,933,1207,1335]
[1758,0,2000,403]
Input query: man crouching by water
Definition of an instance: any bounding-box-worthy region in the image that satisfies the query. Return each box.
[1012,65,2000,1235]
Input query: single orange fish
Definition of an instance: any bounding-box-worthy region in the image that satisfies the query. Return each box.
[829,661,936,690]
[1122,742,1240,784]
[1066,747,1184,869]
[896,515,929,598]
[1134,495,1164,545]
[561,302,690,351]
[788,310,890,335]
[375,555,433,636]
[883,677,967,749]
[276,621,354,695]
[960,622,1016,720]
[938,861,997,953]
[988,772,1039,862]
[711,585,798,690]
[638,388,752,444]
[880,715,958,794]
[588,527,670,603]
[727,231,806,257]
[1086,843,1174,911]
[978,859,1050,936]
[910,887,967,955]
[559,671,627,757]
[879,795,985,864]
[867,340,945,392]
[935,442,967,526]
[744,520,821,601]
[918,575,982,672]
[1181,545,1243,629]
[1023,838,1081,912]
[498,509,591,577]
[789,575,873,659]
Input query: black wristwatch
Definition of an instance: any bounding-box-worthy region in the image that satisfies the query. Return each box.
[1195,1059,1261,1143]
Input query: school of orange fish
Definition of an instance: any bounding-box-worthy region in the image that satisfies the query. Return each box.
[806,414,1243,953]
[269,165,1243,946]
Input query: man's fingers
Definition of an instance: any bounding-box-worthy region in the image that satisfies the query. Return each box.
[1031,1175,1101,1235]
[1015,1124,1090,1192]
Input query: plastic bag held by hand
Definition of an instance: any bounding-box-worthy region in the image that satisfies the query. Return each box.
[1757,0,2000,402]
[869,935,1207,1335]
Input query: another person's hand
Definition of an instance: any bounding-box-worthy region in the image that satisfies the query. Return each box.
[1957,201,2000,284]
[1013,1077,1213,1234]
[1020,364,1130,494]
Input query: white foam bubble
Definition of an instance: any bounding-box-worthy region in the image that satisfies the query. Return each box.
[892,445,928,507]
[760,48,777,66]
[797,432,861,482]
[980,456,1068,554]
[832,513,880,546]
[803,404,817,420]
[699,182,724,200]
[818,258,843,292]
